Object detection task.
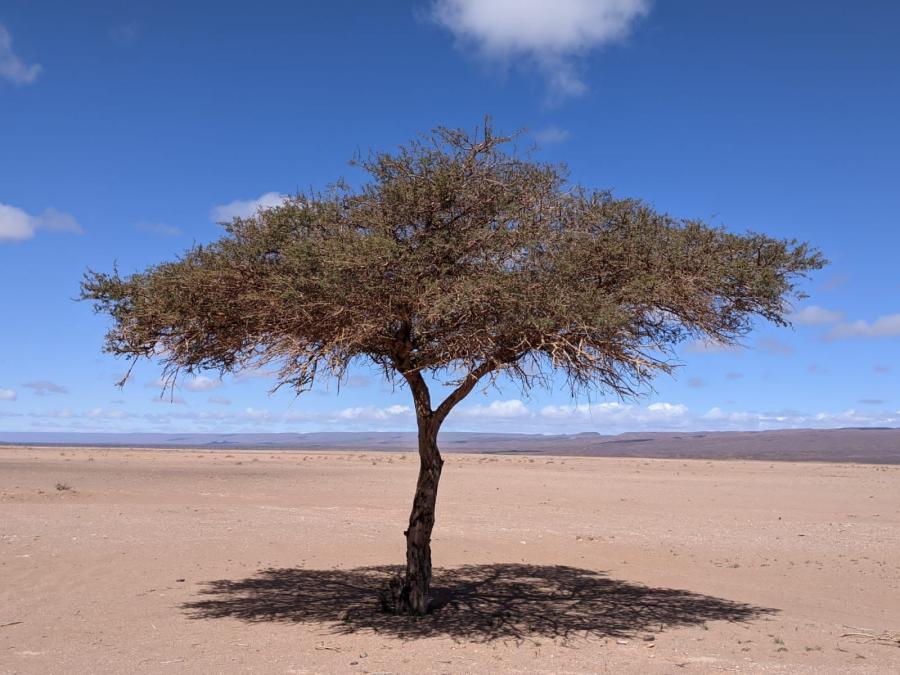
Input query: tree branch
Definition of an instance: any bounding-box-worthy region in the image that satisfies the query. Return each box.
[433,360,496,424]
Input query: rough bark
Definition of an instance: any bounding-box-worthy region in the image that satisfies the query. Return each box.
[381,358,495,615]
[384,416,443,615]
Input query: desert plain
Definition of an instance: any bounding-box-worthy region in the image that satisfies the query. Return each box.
[1,445,899,674]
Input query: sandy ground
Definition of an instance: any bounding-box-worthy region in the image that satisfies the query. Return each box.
[1,446,898,674]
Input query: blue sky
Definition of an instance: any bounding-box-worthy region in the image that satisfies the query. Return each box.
[1,0,898,435]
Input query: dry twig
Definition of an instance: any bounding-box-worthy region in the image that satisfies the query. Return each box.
[841,626,900,647]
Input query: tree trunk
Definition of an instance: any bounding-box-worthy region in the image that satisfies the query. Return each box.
[384,414,443,615]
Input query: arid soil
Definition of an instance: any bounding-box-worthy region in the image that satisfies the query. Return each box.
[1,446,898,674]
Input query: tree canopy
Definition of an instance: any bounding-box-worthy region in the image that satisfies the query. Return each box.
[82,123,824,412]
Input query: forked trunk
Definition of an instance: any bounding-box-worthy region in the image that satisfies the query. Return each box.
[384,415,443,615]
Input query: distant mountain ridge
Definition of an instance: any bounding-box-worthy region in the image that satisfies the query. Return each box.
[1,428,899,464]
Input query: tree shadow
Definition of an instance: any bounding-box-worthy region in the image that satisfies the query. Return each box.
[183,564,776,642]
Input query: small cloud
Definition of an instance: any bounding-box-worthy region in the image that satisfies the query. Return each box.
[874,364,892,374]
[790,305,844,326]
[208,395,231,405]
[0,203,83,242]
[684,339,740,354]
[457,399,530,419]
[647,402,689,416]
[210,192,286,223]
[37,208,82,233]
[330,404,411,422]
[757,338,793,355]
[137,222,182,237]
[0,23,41,85]
[687,377,705,388]
[0,388,16,401]
[430,0,651,101]
[109,22,139,46]
[87,407,131,420]
[725,372,743,380]
[807,364,828,375]
[151,395,186,405]
[827,314,900,339]
[234,367,278,381]
[185,375,222,392]
[533,126,570,145]
[858,398,885,406]
[22,380,68,396]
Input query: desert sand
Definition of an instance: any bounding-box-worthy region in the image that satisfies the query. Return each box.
[1,446,898,674]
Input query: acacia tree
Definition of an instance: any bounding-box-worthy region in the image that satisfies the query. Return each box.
[82,122,824,615]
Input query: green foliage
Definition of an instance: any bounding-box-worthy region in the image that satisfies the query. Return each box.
[82,121,824,412]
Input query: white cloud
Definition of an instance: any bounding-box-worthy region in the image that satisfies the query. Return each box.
[527,400,899,432]
[7,398,900,435]
[533,126,570,145]
[790,305,844,326]
[185,375,222,392]
[0,23,41,85]
[0,204,83,242]
[210,192,286,223]
[827,313,900,339]
[539,402,593,419]
[280,404,413,425]
[647,402,689,416]
[457,399,530,419]
[0,388,16,401]
[704,406,900,430]
[208,395,231,405]
[87,407,131,420]
[336,405,412,421]
[537,400,689,428]
[431,0,650,99]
